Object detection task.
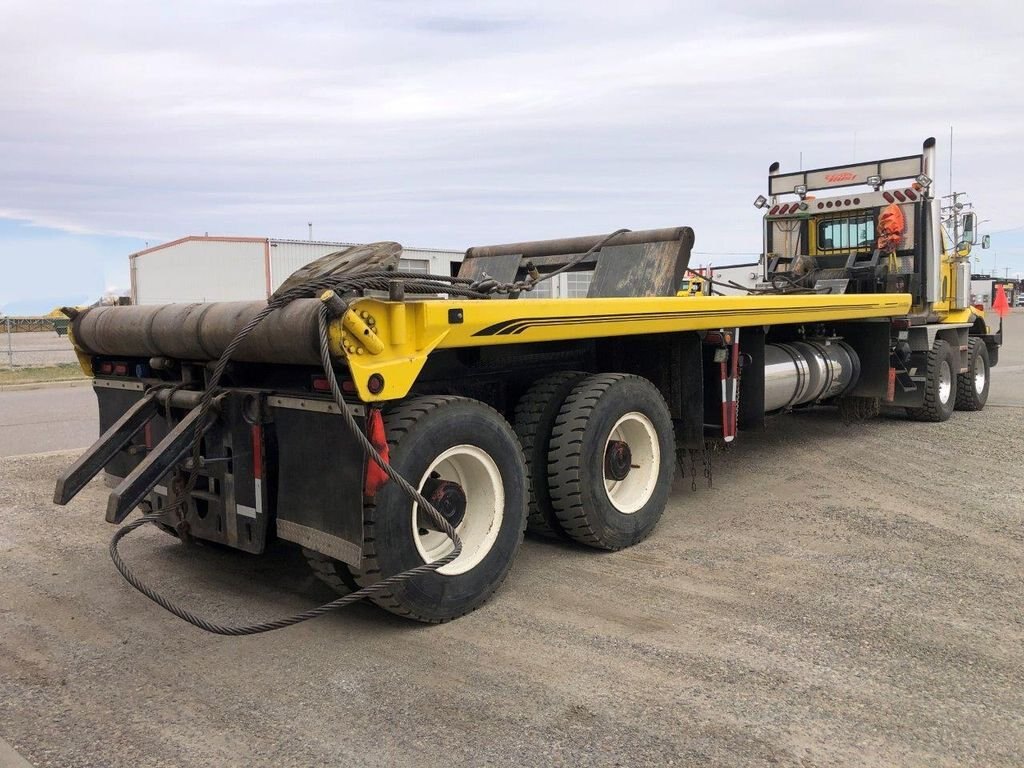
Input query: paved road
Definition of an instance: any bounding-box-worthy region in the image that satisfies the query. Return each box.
[0,385,96,457]
[988,310,1024,406]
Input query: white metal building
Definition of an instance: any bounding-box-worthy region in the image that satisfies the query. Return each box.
[706,262,762,295]
[129,236,465,305]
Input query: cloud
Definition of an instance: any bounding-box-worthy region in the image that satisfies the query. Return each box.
[1,0,1023,308]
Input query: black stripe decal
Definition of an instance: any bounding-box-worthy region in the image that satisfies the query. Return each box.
[471,303,900,337]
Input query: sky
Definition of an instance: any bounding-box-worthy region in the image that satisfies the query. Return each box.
[2,0,1023,313]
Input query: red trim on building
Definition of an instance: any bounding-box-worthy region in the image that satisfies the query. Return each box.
[263,240,272,298]
[129,235,270,259]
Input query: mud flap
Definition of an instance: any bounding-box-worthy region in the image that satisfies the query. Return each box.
[269,397,365,568]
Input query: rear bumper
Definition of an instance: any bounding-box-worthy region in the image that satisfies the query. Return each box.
[60,380,368,567]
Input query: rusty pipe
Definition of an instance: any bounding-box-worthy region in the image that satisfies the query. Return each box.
[72,299,323,365]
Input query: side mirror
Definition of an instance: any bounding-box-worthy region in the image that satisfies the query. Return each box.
[982,234,991,249]
[961,212,977,245]
[956,241,973,258]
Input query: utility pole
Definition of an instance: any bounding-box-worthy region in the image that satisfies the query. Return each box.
[941,191,974,250]
[5,317,12,369]
[948,125,954,199]
[946,192,954,249]
[308,222,313,241]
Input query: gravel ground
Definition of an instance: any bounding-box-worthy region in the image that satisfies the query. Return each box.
[1,331,78,368]
[2,411,1022,766]
[1,318,1022,767]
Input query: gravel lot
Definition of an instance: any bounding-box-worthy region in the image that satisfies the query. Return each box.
[1,316,1022,767]
[1,331,78,368]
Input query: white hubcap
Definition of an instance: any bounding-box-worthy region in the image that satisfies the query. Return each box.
[973,353,986,394]
[938,360,953,404]
[603,412,660,514]
[412,445,504,576]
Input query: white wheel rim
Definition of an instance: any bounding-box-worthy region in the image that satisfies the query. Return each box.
[412,445,504,576]
[973,353,986,394]
[938,360,953,404]
[603,412,660,514]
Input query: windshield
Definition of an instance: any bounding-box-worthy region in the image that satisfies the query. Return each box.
[817,215,875,251]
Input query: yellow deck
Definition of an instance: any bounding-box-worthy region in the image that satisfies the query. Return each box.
[334,292,914,401]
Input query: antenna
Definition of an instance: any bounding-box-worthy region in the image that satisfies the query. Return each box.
[948,125,953,196]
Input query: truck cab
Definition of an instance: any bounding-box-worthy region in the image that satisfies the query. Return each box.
[757,137,976,322]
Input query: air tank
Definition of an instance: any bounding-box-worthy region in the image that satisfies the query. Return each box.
[763,340,860,412]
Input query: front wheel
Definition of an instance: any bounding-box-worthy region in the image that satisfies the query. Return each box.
[351,396,528,623]
[906,339,957,422]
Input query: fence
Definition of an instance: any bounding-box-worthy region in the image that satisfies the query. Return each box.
[2,318,79,369]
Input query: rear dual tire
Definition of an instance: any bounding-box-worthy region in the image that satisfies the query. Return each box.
[512,371,588,539]
[305,373,676,621]
[546,374,676,550]
[306,396,528,623]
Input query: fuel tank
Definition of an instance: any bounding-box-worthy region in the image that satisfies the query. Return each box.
[763,340,860,412]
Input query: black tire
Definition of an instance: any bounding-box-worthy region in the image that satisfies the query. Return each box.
[512,371,588,539]
[906,339,957,422]
[955,338,990,411]
[302,547,359,595]
[547,374,675,550]
[351,396,528,623]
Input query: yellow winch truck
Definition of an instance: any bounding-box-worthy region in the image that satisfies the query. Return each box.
[55,138,999,628]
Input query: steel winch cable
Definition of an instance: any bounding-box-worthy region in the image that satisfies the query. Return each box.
[469,228,631,296]
[108,269,482,635]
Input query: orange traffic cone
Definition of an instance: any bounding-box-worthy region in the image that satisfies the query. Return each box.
[993,283,1011,318]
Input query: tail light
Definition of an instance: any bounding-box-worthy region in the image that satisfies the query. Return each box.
[97,362,113,375]
[893,190,907,202]
[904,188,917,201]
[312,375,356,394]
[112,363,128,376]
[882,192,895,203]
